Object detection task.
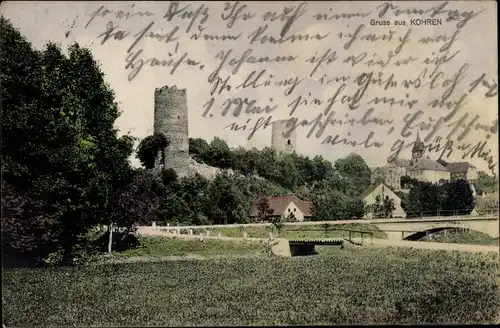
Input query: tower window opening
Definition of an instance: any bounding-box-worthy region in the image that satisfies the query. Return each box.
[177,116,180,119]
[287,139,291,146]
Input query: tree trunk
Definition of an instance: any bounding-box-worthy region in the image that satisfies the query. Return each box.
[108,222,113,255]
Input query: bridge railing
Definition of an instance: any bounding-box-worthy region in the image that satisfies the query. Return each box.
[143,213,499,234]
[285,225,375,245]
[374,209,499,219]
[344,229,374,245]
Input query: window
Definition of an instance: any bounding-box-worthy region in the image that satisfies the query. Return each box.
[385,196,389,200]
[288,208,291,212]
[294,208,296,212]
[287,139,291,146]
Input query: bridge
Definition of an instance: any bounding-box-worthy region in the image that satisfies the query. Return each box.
[359,216,499,241]
[148,215,499,242]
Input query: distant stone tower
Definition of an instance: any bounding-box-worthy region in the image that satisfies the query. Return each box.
[271,119,297,154]
[154,85,189,177]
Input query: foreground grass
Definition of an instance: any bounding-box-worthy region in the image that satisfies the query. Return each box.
[3,248,499,326]
[191,223,387,239]
[420,230,499,246]
[118,236,267,258]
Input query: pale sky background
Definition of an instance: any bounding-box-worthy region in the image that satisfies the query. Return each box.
[1,1,498,174]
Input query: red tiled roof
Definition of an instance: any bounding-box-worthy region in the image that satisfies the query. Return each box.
[249,195,312,217]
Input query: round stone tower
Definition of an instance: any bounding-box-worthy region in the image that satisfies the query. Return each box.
[271,119,297,154]
[154,85,189,177]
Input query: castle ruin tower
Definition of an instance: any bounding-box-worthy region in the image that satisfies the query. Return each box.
[154,85,189,177]
[271,119,297,154]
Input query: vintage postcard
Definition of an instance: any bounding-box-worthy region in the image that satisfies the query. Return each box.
[1,0,499,326]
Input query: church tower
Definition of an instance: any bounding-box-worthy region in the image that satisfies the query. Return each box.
[411,131,425,165]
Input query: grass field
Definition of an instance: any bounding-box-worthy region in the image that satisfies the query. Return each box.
[189,223,388,240]
[3,245,499,326]
[117,236,268,258]
[421,229,499,246]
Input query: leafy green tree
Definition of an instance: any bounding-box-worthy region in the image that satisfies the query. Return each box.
[188,138,210,163]
[158,173,209,225]
[203,172,249,224]
[278,154,299,190]
[441,179,475,216]
[334,153,372,196]
[401,175,419,189]
[256,147,281,182]
[475,171,499,195]
[311,188,364,220]
[231,147,257,176]
[405,182,446,217]
[1,17,134,264]
[395,191,410,213]
[136,133,169,169]
[256,197,273,222]
[1,180,63,267]
[311,155,335,182]
[241,176,290,198]
[368,195,396,218]
[207,137,232,168]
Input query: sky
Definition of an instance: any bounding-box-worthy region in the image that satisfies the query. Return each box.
[1,1,498,174]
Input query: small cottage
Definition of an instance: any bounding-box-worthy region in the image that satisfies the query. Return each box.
[250,195,312,222]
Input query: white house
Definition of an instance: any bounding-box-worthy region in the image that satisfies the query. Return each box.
[360,182,407,219]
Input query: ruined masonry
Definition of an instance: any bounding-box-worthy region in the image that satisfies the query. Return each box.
[154,85,190,177]
[271,119,297,154]
[153,85,296,180]
[153,85,235,180]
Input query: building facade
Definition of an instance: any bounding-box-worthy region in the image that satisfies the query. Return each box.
[360,182,407,218]
[250,195,312,222]
[439,161,478,182]
[373,131,475,189]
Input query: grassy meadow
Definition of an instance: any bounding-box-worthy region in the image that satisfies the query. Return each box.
[420,229,499,246]
[3,244,499,326]
[117,236,268,259]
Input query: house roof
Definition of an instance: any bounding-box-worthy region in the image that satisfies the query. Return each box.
[359,184,380,199]
[250,195,312,217]
[359,182,389,199]
[359,182,401,201]
[392,158,411,167]
[406,158,448,172]
[443,162,472,173]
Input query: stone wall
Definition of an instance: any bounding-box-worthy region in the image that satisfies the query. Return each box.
[271,119,296,154]
[154,85,189,177]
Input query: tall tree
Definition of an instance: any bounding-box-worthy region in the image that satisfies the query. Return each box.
[207,137,233,168]
[1,17,134,264]
[441,180,475,216]
[334,153,372,196]
[203,172,249,224]
[311,188,364,220]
